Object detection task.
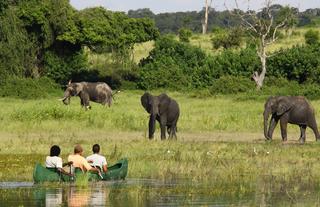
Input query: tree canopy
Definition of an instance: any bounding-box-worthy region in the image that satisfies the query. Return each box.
[0,0,159,84]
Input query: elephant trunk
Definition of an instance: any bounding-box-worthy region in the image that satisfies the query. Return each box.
[263,109,271,140]
[61,90,71,105]
[62,97,70,105]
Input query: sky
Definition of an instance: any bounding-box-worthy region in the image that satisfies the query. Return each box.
[70,0,320,13]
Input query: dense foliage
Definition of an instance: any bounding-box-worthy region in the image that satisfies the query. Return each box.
[138,36,215,89]
[178,28,192,43]
[0,77,60,99]
[211,28,243,49]
[1,1,320,98]
[138,36,320,93]
[0,0,159,85]
[304,29,319,45]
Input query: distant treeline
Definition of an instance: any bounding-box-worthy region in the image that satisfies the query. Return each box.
[128,6,320,33]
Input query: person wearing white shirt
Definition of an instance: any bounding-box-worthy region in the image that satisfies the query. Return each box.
[86,144,108,173]
[46,145,73,177]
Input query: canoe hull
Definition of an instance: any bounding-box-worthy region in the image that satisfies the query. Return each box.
[33,158,128,183]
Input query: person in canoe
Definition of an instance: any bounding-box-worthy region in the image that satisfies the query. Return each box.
[68,144,99,173]
[86,144,108,173]
[45,145,73,177]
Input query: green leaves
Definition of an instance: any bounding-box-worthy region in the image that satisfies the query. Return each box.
[0,1,159,85]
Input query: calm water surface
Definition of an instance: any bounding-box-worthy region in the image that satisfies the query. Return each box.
[0,179,319,206]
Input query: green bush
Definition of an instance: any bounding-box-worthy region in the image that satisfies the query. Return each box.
[300,84,320,100]
[138,36,215,90]
[43,50,88,85]
[210,76,255,94]
[0,77,60,99]
[211,46,260,77]
[305,29,319,45]
[178,28,192,43]
[211,28,243,49]
[138,34,320,92]
[268,44,320,83]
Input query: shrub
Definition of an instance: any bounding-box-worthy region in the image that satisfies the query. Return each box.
[43,50,88,85]
[211,28,243,49]
[0,77,60,99]
[209,76,255,94]
[211,46,260,77]
[267,44,320,83]
[138,36,215,90]
[301,84,320,100]
[178,28,192,43]
[305,29,319,45]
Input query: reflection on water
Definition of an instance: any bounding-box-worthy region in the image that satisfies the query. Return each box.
[46,188,62,207]
[1,179,320,206]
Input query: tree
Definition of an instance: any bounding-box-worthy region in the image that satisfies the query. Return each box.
[202,0,212,34]
[227,0,296,89]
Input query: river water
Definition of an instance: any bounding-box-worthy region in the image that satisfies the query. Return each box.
[0,179,319,206]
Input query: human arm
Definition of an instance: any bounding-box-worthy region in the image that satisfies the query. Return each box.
[82,157,98,172]
[57,168,73,177]
[102,157,107,173]
[102,165,107,173]
[63,161,73,167]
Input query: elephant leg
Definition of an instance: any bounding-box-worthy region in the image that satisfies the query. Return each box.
[171,126,177,140]
[167,126,174,139]
[160,124,166,140]
[160,116,167,140]
[168,126,176,139]
[267,116,279,139]
[80,93,91,110]
[279,118,288,142]
[308,118,320,141]
[167,126,171,135]
[299,125,306,144]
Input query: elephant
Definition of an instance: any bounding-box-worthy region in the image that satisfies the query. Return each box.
[263,96,320,144]
[141,92,180,140]
[60,81,115,109]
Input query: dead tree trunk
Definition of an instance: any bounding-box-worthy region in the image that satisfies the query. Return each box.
[253,36,267,89]
[202,0,210,34]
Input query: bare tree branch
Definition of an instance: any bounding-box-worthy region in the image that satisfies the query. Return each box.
[225,0,293,89]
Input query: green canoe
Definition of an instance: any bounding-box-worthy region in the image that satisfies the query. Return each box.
[33,158,128,183]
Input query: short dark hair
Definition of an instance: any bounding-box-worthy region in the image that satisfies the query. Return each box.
[92,144,100,153]
[50,145,61,156]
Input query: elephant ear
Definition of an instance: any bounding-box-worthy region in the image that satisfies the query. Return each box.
[158,93,171,113]
[74,83,83,96]
[276,99,292,116]
[141,92,151,113]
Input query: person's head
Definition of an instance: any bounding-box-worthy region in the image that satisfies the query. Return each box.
[92,144,100,154]
[50,145,61,157]
[74,144,83,155]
